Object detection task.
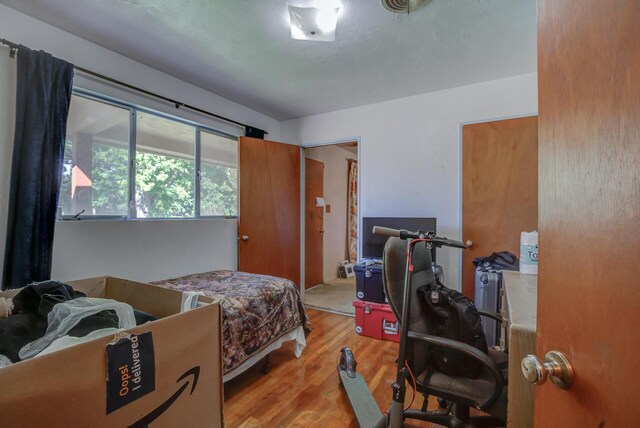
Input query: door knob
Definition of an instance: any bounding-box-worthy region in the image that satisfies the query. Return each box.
[241,235,250,241]
[521,350,574,390]
[465,240,473,247]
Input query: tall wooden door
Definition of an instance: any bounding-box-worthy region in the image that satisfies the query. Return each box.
[305,158,324,289]
[238,137,300,285]
[534,1,640,426]
[462,117,538,299]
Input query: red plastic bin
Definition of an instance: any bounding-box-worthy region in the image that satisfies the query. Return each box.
[353,300,400,343]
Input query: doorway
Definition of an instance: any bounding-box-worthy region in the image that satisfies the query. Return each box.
[303,140,359,315]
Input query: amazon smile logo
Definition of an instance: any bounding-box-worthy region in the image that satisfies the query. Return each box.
[128,366,201,428]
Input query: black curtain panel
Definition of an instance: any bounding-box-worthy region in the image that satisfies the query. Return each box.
[245,125,265,139]
[2,46,74,290]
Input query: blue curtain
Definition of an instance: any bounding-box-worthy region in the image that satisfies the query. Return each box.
[2,46,74,290]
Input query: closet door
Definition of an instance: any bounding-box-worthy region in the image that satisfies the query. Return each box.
[462,116,538,299]
[238,137,300,285]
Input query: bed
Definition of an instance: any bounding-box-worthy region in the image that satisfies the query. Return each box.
[150,270,310,381]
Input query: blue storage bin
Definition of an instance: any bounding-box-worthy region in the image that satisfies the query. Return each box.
[354,262,385,304]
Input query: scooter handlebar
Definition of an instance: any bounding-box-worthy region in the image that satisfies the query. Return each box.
[372,226,400,237]
[372,225,467,249]
[372,226,420,240]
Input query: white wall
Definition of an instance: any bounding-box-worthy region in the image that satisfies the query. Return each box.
[305,145,357,282]
[51,219,237,283]
[283,73,538,290]
[0,5,281,282]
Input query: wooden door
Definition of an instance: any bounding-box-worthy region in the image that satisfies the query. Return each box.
[304,158,324,288]
[238,137,300,285]
[535,1,640,426]
[462,117,538,299]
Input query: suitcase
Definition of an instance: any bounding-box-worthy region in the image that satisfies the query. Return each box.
[352,300,400,342]
[353,262,385,303]
[474,269,502,348]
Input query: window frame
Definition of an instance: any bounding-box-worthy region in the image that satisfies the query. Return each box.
[61,88,239,221]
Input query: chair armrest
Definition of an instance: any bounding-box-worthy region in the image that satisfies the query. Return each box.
[407,331,505,410]
[478,309,503,323]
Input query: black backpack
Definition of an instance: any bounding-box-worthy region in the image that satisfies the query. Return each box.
[417,282,488,378]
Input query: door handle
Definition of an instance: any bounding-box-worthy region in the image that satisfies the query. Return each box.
[241,235,250,242]
[465,240,473,247]
[521,350,574,390]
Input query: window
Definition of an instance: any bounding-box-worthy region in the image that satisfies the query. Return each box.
[200,131,238,217]
[135,112,196,218]
[61,95,130,217]
[60,90,238,220]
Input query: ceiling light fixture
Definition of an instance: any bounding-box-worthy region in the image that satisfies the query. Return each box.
[288,4,340,42]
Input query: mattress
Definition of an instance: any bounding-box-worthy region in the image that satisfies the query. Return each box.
[150,270,310,377]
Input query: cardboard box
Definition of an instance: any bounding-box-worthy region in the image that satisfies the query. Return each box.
[0,276,224,427]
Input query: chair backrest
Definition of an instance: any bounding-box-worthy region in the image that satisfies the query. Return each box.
[382,237,436,376]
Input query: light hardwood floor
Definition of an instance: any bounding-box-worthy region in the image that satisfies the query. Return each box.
[224,309,438,427]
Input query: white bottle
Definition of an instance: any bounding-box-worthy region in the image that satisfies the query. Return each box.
[520,231,538,275]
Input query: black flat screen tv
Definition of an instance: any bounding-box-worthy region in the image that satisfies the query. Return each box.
[362,217,437,261]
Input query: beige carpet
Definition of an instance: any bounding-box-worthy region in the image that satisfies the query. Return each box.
[304,277,356,316]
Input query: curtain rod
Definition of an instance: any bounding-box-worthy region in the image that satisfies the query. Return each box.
[0,38,267,135]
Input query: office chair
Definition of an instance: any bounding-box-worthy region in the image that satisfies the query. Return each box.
[382,237,508,427]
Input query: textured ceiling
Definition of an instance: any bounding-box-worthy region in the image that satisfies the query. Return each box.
[0,0,537,120]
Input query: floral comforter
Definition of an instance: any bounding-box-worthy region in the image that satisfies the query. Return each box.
[151,270,310,374]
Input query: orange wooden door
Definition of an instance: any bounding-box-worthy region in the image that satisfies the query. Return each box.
[534,1,640,426]
[238,137,300,285]
[462,117,538,299]
[304,158,324,288]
